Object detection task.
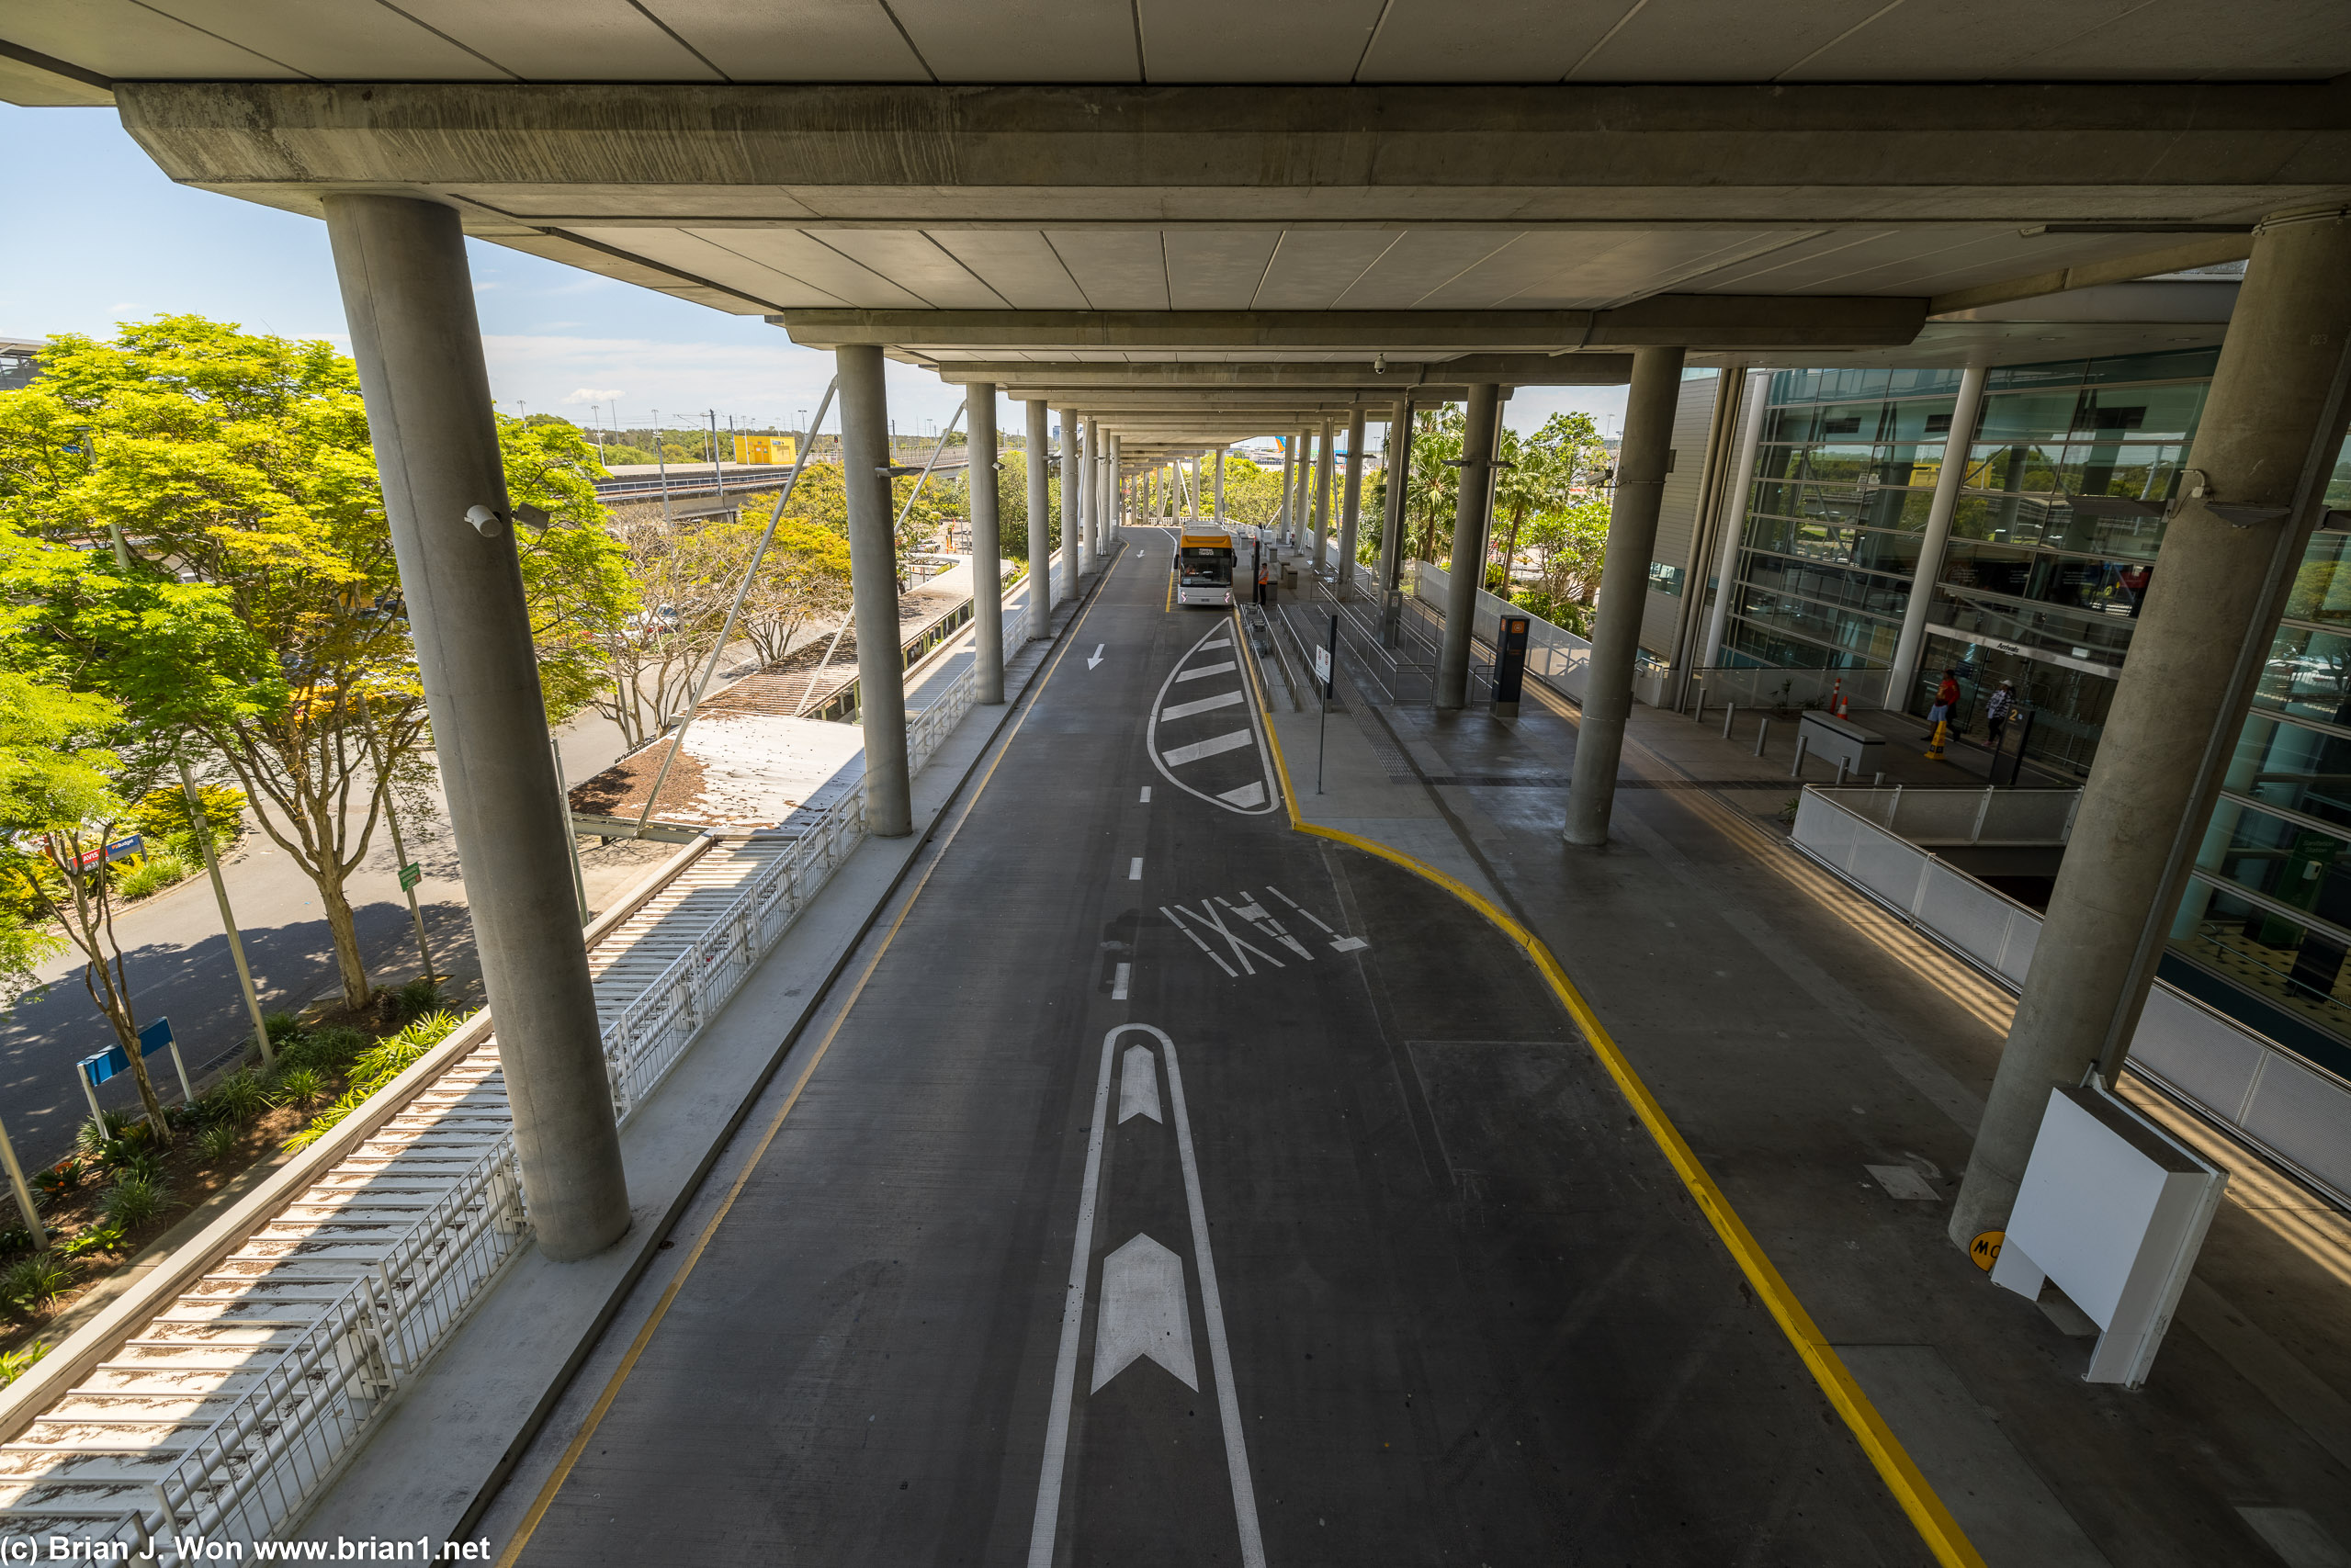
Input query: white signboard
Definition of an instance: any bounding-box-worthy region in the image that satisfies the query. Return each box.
[1313,646,1331,685]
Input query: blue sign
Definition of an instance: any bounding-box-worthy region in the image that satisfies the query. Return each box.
[80,1018,172,1088]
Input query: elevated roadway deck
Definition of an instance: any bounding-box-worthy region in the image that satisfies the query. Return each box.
[489,526,1927,1565]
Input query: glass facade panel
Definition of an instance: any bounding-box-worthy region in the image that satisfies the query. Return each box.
[2286,532,2351,629]
[2252,625,2351,727]
[1909,635,2116,777]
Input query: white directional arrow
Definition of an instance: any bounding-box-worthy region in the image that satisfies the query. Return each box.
[1118,1044,1162,1123]
[1091,1235,1198,1393]
[1087,644,1105,669]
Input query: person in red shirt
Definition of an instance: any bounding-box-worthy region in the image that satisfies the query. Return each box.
[1929,669,1961,725]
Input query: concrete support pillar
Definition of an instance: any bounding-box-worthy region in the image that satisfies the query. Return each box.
[322,193,627,1262]
[1950,208,2351,1247]
[1062,411,1086,577]
[968,390,1004,704]
[1379,400,1412,644]
[1278,437,1296,543]
[1699,372,1772,670]
[1312,419,1336,572]
[1213,446,1226,523]
[1888,364,1990,702]
[1434,385,1503,710]
[1096,423,1113,551]
[1025,400,1053,637]
[1337,406,1367,592]
[839,344,912,839]
[1564,346,1688,842]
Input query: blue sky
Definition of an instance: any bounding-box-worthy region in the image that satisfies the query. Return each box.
[3,105,1629,447]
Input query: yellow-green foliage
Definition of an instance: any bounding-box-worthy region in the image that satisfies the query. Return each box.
[285,1009,470,1151]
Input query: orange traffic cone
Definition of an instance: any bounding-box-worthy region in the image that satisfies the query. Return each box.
[1830,676,1848,718]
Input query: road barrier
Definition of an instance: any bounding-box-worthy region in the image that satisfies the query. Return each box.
[1792,786,2351,1206]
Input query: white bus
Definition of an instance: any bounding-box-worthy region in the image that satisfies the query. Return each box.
[1174,528,1237,607]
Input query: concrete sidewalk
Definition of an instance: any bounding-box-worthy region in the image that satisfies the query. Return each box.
[1249,587,2351,1568]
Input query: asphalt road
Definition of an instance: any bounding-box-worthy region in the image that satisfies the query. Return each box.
[507,528,1926,1565]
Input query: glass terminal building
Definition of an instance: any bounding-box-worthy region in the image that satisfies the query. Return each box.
[1708,351,2351,1068]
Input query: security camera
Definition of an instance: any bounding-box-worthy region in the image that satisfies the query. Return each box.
[464,504,504,538]
[1373,353,1387,374]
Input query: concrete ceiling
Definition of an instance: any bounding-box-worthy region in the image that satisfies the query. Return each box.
[5,16,2330,393]
[6,0,2347,95]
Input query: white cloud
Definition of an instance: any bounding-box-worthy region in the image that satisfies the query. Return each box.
[563,387,626,404]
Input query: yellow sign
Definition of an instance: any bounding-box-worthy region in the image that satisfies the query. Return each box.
[1969,1230,2005,1272]
[732,434,797,467]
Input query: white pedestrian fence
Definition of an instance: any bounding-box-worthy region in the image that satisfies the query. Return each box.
[0,584,1039,1553]
[1792,787,2351,1207]
[1414,560,1597,704]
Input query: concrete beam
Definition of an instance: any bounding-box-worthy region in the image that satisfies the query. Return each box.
[929,355,1633,389]
[119,81,2351,224]
[1927,232,2255,317]
[778,300,1927,353]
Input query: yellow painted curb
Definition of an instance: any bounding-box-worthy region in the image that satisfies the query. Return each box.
[1236,612,1984,1568]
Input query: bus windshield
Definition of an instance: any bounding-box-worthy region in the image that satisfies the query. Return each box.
[1180,547,1233,587]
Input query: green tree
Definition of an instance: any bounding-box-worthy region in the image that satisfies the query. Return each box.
[1494,412,1610,595]
[0,660,174,1132]
[1407,406,1467,566]
[987,450,1060,563]
[0,316,632,1009]
[596,443,655,467]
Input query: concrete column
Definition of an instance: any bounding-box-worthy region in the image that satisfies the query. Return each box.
[1379,400,1412,644]
[1096,423,1113,551]
[1062,411,1086,577]
[839,344,912,839]
[1213,446,1226,522]
[1278,436,1296,543]
[1312,419,1336,572]
[1337,406,1367,592]
[1699,372,1772,670]
[321,194,627,1262]
[1025,400,1053,637]
[1434,385,1503,710]
[968,390,1004,704]
[1564,346,1688,843]
[1950,208,2351,1247]
[1887,364,1990,702]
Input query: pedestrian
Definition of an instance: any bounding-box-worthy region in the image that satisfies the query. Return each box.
[1256,553,1272,605]
[1927,668,1961,728]
[1986,679,2018,747]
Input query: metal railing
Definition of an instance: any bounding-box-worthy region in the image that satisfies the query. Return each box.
[1828,784,2082,846]
[0,583,1037,1554]
[1792,786,2351,1206]
[1414,560,1599,704]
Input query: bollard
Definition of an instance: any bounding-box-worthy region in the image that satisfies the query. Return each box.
[1789,733,1807,778]
[1723,701,1737,741]
[1872,771,1885,788]
[1835,758,1849,787]
[1754,716,1769,757]
[1693,689,1707,725]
